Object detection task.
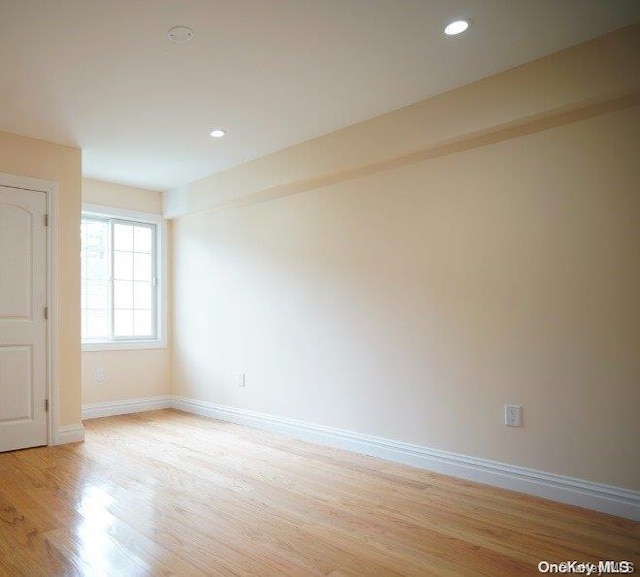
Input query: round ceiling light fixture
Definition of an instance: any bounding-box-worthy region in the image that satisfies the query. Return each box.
[167,26,194,43]
[210,129,227,138]
[444,19,471,36]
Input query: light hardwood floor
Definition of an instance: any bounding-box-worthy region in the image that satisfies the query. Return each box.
[0,410,638,576]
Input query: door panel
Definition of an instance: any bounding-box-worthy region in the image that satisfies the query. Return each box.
[0,346,32,422]
[0,186,47,451]
[0,204,31,318]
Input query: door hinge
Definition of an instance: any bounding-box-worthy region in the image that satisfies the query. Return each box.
[44,306,48,320]
[44,214,49,227]
[45,399,49,412]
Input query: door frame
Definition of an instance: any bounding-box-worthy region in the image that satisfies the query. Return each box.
[0,171,58,446]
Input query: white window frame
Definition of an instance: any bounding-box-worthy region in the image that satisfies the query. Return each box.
[81,204,167,351]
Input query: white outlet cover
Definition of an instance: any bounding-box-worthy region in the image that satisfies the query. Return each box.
[236,372,245,387]
[504,404,522,427]
[95,368,105,383]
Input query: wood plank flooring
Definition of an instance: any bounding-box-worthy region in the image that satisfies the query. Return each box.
[0,410,638,576]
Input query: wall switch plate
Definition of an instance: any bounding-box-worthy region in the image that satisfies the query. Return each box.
[236,372,246,387]
[504,404,522,427]
[95,368,105,384]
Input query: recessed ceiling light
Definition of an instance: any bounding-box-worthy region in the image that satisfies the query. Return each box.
[210,129,227,138]
[167,26,194,43]
[444,19,471,36]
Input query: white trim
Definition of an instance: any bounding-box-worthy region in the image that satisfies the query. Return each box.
[47,182,59,448]
[80,203,168,351]
[82,340,167,352]
[82,395,172,420]
[54,423,85,445]
[0,172,59,448]
[171,396,640,521]
[157,216,168,350]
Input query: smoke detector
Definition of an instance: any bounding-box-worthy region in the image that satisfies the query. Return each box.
[167,26,194,43]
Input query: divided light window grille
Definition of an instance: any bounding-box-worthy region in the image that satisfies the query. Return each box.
[81,216,158,342]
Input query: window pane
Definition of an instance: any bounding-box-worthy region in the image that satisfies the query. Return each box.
[133,281,152,309]
[114,280,133,309]
[114,223,133,251]
[134,253,152,281]
[87,221,107,246]
[134,226,152,253]
[83,221,109,281]
[87,281,108,309]
[86,253,108,280]
[114,309,133,337]
[134,310,152,337]
[81,218,110,341]
[86,310,108,339]
[114,250,134,280]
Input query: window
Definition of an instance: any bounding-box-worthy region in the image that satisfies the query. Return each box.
[81,205,166,350]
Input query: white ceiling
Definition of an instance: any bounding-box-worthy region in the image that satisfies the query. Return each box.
[1,1,639,192]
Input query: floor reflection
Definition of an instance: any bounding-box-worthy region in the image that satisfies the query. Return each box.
[76,484,115,576]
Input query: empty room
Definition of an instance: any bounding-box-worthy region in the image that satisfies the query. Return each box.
[1,1,639,575]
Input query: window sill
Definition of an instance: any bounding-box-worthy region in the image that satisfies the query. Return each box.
[82,339,167,352]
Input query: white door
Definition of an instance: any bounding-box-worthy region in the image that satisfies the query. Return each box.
[0,186,48,451]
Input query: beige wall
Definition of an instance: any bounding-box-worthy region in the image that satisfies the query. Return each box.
[171,26,640,491]
[83,178,163,214]
[0,131,82,427]
[82,348,170,405]
[81,179,170,405]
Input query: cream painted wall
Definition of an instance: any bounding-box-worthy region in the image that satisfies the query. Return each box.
[83,178,163,214]
[172,104,640,491]
[81,179,170,405]
[82,348,170,405]
[0,131,82,427]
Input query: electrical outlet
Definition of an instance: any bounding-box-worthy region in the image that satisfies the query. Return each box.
[504,404,522,427]
[95,368,105,384]
[236,372,246,387]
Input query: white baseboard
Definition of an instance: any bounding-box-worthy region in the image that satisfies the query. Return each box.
[82,395,172,420]
[55,423,85,445]
[74,394,640,520]
[171,396,640,521]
